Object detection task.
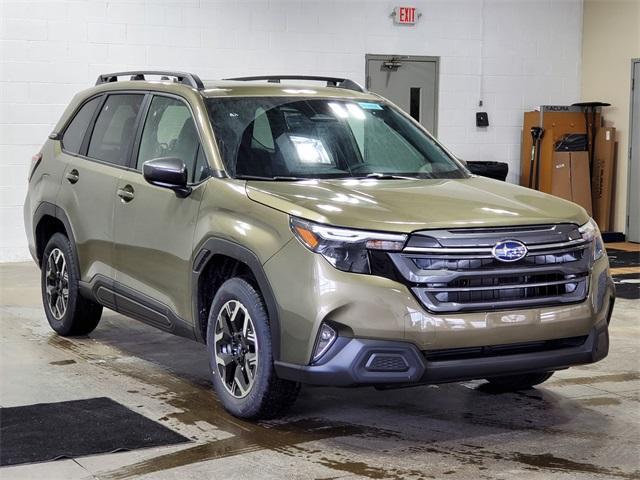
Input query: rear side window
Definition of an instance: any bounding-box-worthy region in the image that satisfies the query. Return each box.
[87,94,144,166]
[62,97,100,154]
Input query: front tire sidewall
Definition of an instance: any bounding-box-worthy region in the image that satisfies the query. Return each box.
[207,278,275,419]
[41,233,81,335]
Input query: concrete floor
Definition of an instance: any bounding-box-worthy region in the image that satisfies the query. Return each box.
[0,262,638,480]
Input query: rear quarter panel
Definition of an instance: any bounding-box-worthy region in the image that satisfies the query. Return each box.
[24,139,68,262]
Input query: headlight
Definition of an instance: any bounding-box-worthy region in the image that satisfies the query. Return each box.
[290,217,407,273]
[579,218,605,262]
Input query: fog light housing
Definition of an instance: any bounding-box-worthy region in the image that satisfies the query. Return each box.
[312,323,337,362]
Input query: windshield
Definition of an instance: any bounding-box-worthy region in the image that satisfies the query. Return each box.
[206,97,468,180]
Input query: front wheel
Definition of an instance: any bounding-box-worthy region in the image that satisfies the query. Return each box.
[484,371,554,392]
[206,277,299,419]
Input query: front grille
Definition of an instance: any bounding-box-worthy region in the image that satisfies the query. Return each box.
[412,248,584,271]
[389,224,592,313]
[423,335,588,362]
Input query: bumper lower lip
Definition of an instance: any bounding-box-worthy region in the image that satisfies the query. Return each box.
[274,320,611,387]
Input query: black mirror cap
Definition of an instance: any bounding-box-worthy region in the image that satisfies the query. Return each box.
[143,157,192,198]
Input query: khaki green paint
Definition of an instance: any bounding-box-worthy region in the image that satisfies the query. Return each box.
[247,176,590,233]
[113,170,206,320]
[25,78,612,368]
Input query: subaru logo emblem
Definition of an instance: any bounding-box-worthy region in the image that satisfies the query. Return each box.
[492,240,528,262]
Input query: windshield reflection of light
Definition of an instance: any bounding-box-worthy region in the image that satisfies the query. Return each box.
[328,103,349,118]
[346,103,366,119]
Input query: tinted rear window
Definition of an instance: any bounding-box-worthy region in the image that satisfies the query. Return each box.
[62,97,101,154]
[87,94,144,166]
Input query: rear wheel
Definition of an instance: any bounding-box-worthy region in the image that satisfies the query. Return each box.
[207,277,299,419]
[41,233,102,336]
[484,371,554,391]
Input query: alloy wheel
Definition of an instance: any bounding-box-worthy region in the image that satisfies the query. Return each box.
[45,248,69,320]
[213,300,259,398]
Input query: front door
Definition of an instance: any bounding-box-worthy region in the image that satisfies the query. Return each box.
[113,94,209,328]
[366,54,439,135]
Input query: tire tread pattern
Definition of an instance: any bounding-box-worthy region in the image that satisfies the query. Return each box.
[42,233,102,336]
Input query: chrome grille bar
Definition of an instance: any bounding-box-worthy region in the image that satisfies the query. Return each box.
[403,238,589,254]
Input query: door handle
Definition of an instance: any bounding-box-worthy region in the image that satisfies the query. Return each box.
[65,169,79,184]
[117,185,135,202]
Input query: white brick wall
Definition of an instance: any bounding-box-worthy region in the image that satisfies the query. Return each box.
[0,0,583,262]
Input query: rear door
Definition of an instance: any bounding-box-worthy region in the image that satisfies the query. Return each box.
[112,93,209,327]
[55,93,145,284]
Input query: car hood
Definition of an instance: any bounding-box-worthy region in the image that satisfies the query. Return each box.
[245,176,589,233]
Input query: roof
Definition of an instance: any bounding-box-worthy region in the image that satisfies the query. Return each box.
[199,80,380,100]
[91,71,381,101]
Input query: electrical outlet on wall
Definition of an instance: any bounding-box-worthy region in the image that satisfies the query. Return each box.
[476,112,489,127]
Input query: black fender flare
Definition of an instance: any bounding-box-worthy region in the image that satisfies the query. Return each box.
[192,237,282,360]
[33,202,80,272]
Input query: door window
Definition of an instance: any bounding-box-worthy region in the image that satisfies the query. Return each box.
[87,94,144,166]
[137,96,200,182]
[62,96,101,154]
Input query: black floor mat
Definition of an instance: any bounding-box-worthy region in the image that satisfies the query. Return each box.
[0,397,189,466]
[612,272,640,300]
[606,248,640,268]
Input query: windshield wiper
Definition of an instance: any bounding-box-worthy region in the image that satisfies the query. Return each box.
[235,174,307,181]
[360,173,418,180]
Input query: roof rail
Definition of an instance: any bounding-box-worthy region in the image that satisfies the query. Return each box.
[224,75,366,93]
[95,71,204,90]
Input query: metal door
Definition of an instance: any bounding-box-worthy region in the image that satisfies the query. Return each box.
[366,55,439,135]
[628,59,640,242]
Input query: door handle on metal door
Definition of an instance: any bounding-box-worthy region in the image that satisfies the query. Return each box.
[65,169,79,184]
[117,185,135,202]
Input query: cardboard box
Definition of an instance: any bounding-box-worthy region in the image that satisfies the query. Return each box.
[520,109,600,193]
[591,127,616,231]
[551,151,593,215]
[551,152,572,200]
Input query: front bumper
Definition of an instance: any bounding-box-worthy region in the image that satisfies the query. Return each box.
[265,237,615,366]
[275,315,611,386]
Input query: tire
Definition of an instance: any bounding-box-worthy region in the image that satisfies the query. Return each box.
[207,277,299,419]
[484,371,554,392]
[41,233,102,336]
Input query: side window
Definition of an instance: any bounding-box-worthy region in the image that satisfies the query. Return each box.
[137,96,200,181]
[62,97,101,154]
[87,94,144,166]
[251,107,274,151]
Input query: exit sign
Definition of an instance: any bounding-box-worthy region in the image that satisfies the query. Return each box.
[393,6,418,25]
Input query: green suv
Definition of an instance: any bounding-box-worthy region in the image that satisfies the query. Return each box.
[24,71,615,419]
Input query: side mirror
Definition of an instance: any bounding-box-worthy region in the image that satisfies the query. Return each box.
[143,157,191,198]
